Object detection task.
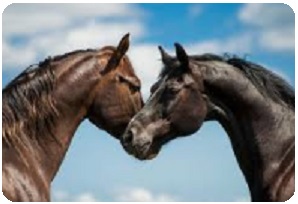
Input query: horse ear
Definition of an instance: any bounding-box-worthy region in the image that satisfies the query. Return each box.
[174,43,189,68]
[115,33,130,57]
[158,46,173,66]
[101,33,130,74]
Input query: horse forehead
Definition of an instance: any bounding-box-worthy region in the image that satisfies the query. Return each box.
[95,50,137,77]
[118,55,137,74]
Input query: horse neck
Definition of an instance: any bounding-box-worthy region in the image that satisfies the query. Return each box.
[38,54,100,182]
[197,61,295,200]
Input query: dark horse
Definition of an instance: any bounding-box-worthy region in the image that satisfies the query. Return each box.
[2,34,143,201]
[121,44,294,201]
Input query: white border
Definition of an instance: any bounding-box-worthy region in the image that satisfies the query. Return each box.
[1,0,296,203]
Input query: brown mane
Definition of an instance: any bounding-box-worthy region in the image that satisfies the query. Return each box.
[3,58,58,156]
[2,49,97,155]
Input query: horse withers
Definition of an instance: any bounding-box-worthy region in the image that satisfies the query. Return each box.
[121,44,294,201]
[2,34,143,201]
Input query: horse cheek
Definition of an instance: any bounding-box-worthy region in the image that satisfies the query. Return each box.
[172,91,206,135]
[187,93,206,131]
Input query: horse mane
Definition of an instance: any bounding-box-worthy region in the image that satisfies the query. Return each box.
[2,48,97,154]
[159,53,294,109]
[3,61,58,155]
[226,57,294,109]
[196,54,294,109]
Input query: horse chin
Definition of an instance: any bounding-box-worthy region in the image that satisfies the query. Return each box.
[133,151,159,161]
[136,144,162,160]
[146,152,159,160]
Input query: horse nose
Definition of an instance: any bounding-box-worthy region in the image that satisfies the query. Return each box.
[122,128,152,150]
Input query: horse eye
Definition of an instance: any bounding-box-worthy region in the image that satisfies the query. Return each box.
[117,75,140,93]
[164,87,179,98]
[168,83,181,93]
[176,76,183,83]
[169,88,179,95]
[128,83,140,93]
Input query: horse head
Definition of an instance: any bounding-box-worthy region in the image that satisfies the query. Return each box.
[121,43,207,159]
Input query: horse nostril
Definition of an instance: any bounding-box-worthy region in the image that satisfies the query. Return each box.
[123,130,133,144]
[141,140,151,152]
[143,141,151,148]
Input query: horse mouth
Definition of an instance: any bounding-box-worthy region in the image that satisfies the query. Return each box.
[132,148,159,161]
[121,139,156,160]
[121,121,172,160]
[121,136,165,161]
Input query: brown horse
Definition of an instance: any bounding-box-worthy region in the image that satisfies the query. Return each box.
[2,34,143,201]
[121,44,294,201]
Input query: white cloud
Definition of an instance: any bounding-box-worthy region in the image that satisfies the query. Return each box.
[115,187,177,202]
[2,40,37,70]
[186,34,253,55]
[52,190,69,201]
[188,4,202,19]
[2,4,145,69]
[155,34,253,59]
[52,191,98,202]
[238,4,294,52]
[30,20,144,56]
[129,44,162,98]
[3,4,142,37]
[239,4,294,28]
[75,193,98,202]
[3,20,144,69]
[259,28,294,52]
[52,188,175,202]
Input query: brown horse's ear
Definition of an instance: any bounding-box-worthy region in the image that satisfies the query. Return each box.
[158,46,173,66]
[116,33,130,57]
[101,33,130,74]
[174,43,189,68]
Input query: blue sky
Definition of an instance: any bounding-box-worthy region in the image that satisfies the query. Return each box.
[2,3,295,202]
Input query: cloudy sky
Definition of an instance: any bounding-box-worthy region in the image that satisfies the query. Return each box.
[2,3,295,202]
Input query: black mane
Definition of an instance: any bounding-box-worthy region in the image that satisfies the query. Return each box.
[226,57,294,109]
[198,54,294,108]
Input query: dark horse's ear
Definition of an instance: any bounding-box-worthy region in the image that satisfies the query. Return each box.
[158,46,173,66]
[174,43,189,68]
[101,33,130,74]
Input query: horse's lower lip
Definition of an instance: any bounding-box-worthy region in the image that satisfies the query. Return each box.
[134,150,158,160]
[122,142,151,160]
[135,149,149,160]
